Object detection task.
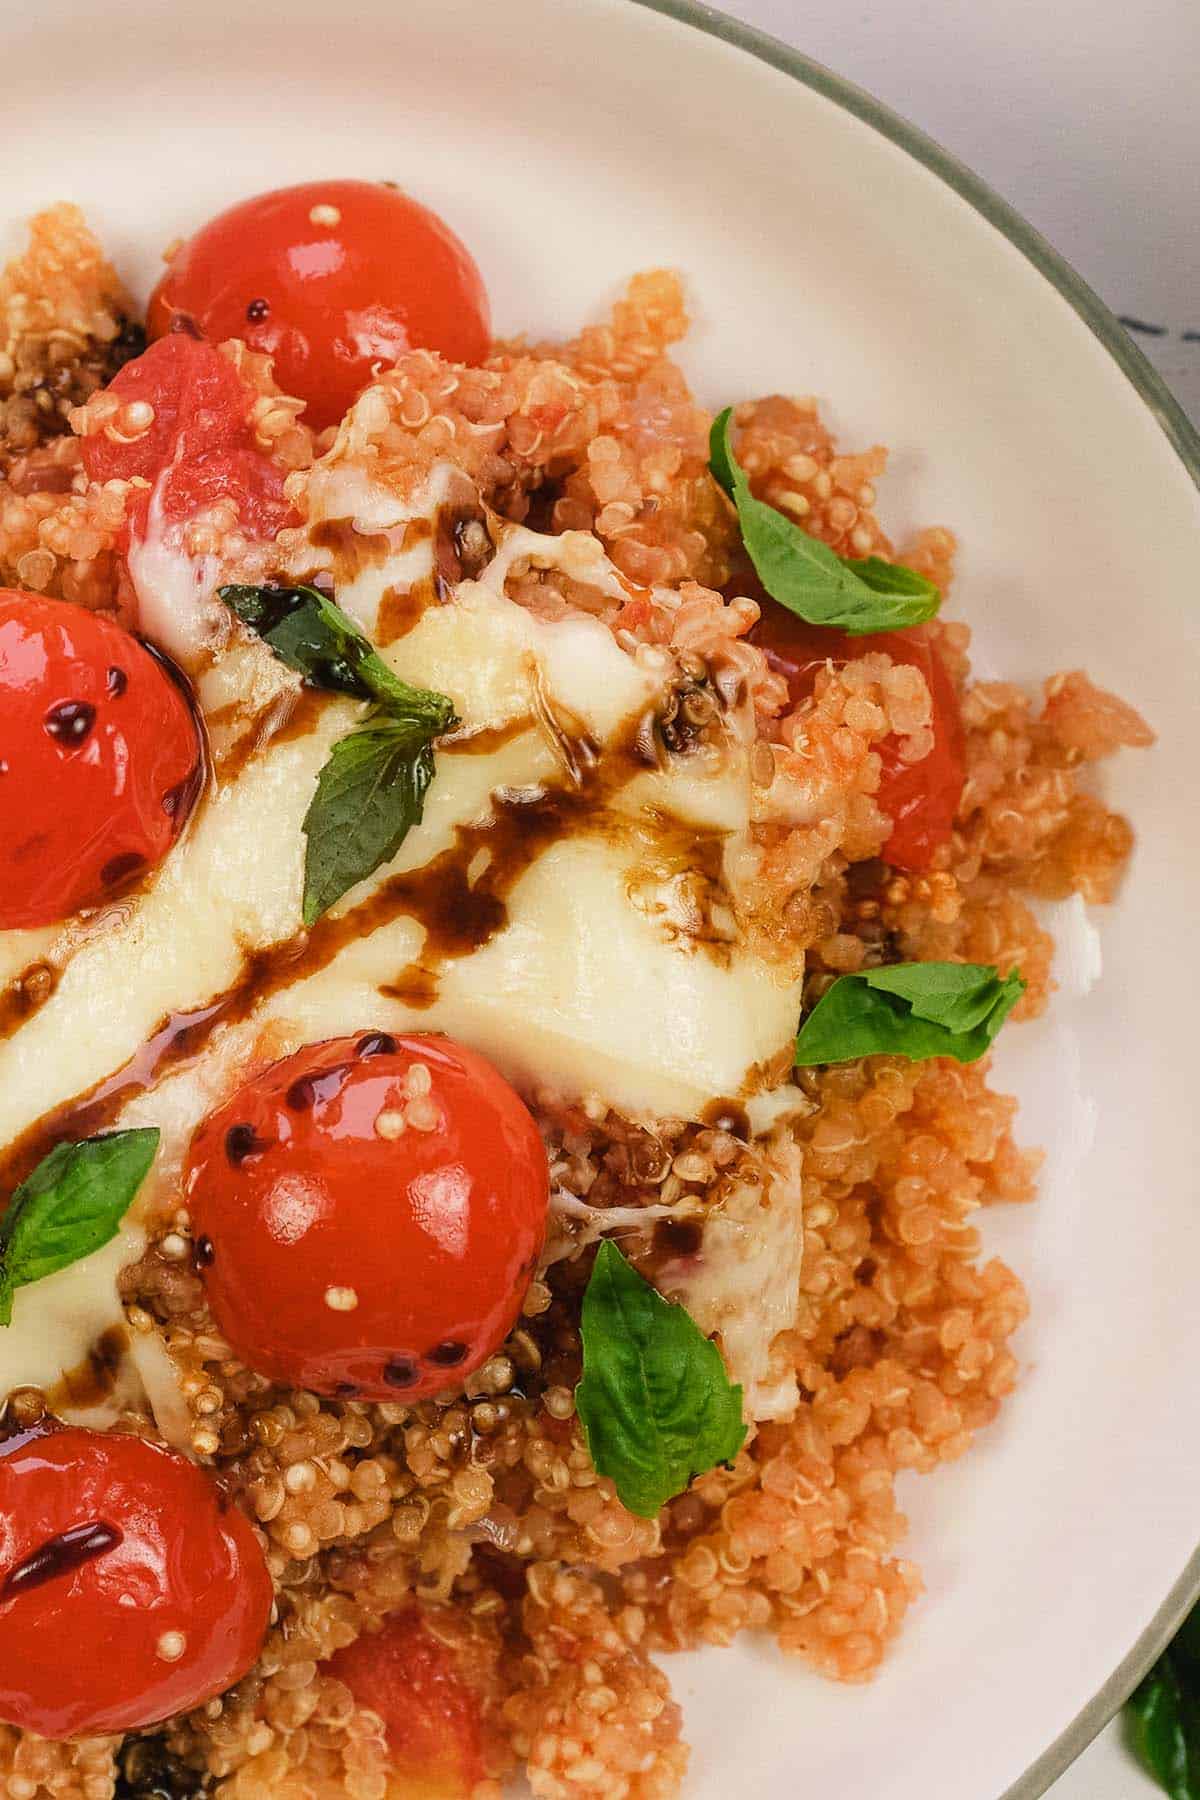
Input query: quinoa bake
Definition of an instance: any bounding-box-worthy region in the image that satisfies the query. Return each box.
[0,185,1153,1800]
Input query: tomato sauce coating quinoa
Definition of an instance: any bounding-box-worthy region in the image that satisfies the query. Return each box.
[0,204,1152,1800]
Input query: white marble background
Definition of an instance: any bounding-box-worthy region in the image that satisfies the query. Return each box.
[717,0,1196,1791]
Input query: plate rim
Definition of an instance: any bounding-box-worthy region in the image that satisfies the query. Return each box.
[620,0,1200,1792]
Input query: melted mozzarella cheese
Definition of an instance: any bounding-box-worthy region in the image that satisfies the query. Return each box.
[0,924,56,992]
[0,1226,144,1428]
[302,460,463,638]
[127,479,226,672]
[665,1135,806,1421]
[0,470,806,1419]
[0,519,802,1145]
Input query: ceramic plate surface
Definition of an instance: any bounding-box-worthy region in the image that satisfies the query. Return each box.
[4,2,1199,1794]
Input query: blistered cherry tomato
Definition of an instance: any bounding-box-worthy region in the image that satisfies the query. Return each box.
[0,1422,272,1738]
[80,333,292,541]
[751,608,966,869]
[186,1033,549,1400]
[0,592,202,929]
[147,181,491,432]
[326,1609,485,1795]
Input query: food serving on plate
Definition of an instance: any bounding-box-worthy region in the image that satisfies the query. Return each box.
[0,180,1153,1799]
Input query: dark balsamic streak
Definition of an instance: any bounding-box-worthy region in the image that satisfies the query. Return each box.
[383,1357,419,1388]
[48,1323,129,1411]
[216,686,328,789]
[101,851,147,889]
[380,965,438,1010]
[0,963,60,1048]
[286,1064,351,1112]
[439,717,530,758]
[654,1218,703,1259]
[698,1098,751,1140]
[225,1123,269,1166]
[270,686,328,747]
[0,992,236,1196]
[1118,315,1168,338]
[44,700,96,747]
[2,1519,123,1600]
[377,579,434,645]
[310,517,394,580]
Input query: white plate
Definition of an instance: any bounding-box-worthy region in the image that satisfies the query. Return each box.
[5,2,1199,1796]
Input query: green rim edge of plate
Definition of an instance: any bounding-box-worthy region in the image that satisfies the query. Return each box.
[623,0,1200,1794]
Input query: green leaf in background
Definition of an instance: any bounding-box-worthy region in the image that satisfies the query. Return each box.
[793,961,1025,1067]
[1126,1602,1200,1798]
[708,408,940,634]
[301,713,439,926]
[575,1240,747,1518]
[0,1130,160,1325]
[220,583,455,729]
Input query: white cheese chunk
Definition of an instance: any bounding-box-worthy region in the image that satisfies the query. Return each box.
[0,924,56,992]
[665,1135,806,1421]
[302,461,460,638]
[126,479,226,673]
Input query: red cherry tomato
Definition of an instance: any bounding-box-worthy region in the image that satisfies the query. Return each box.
[751,607,966,870]
[0,1421,272,1738]
[0,592,202,928]
[147,181,491,432]
[186,1033,548,1400]
[80,334,292,541]
[326,1609,485,1796]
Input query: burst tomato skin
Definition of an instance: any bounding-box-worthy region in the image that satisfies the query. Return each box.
[0,591,202,928]
[185,1033,549,1401]
[147,180,491,432]
[0,1422,272,1739]
[751,608,966,870]
[79,333,292,541]
[326,1609,485,1796]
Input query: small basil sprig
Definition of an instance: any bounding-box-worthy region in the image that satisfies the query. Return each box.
[1126,1600,1200,1798]
[793,961,1025,1067]
[0,1130,159,1325]
[220,584,448,722]
[709,408,940,634]
[220,585,457,924]
[575,1240,746,1518]
[301,714,442,926]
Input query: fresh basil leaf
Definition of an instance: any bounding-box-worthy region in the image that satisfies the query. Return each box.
[220,584,454,730]
[1125,1602,1200,1799]
[860,961,1018,1034]
[0,1129,159,1326]
[846,556,943,602]
[793,961,1024,1067]
[221,582,458,924]
[302,713,438,926]
[708,408,940,634]
[707,407,742,497]
[1127,1663,1200,1800]
[575,1240,746,1518]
